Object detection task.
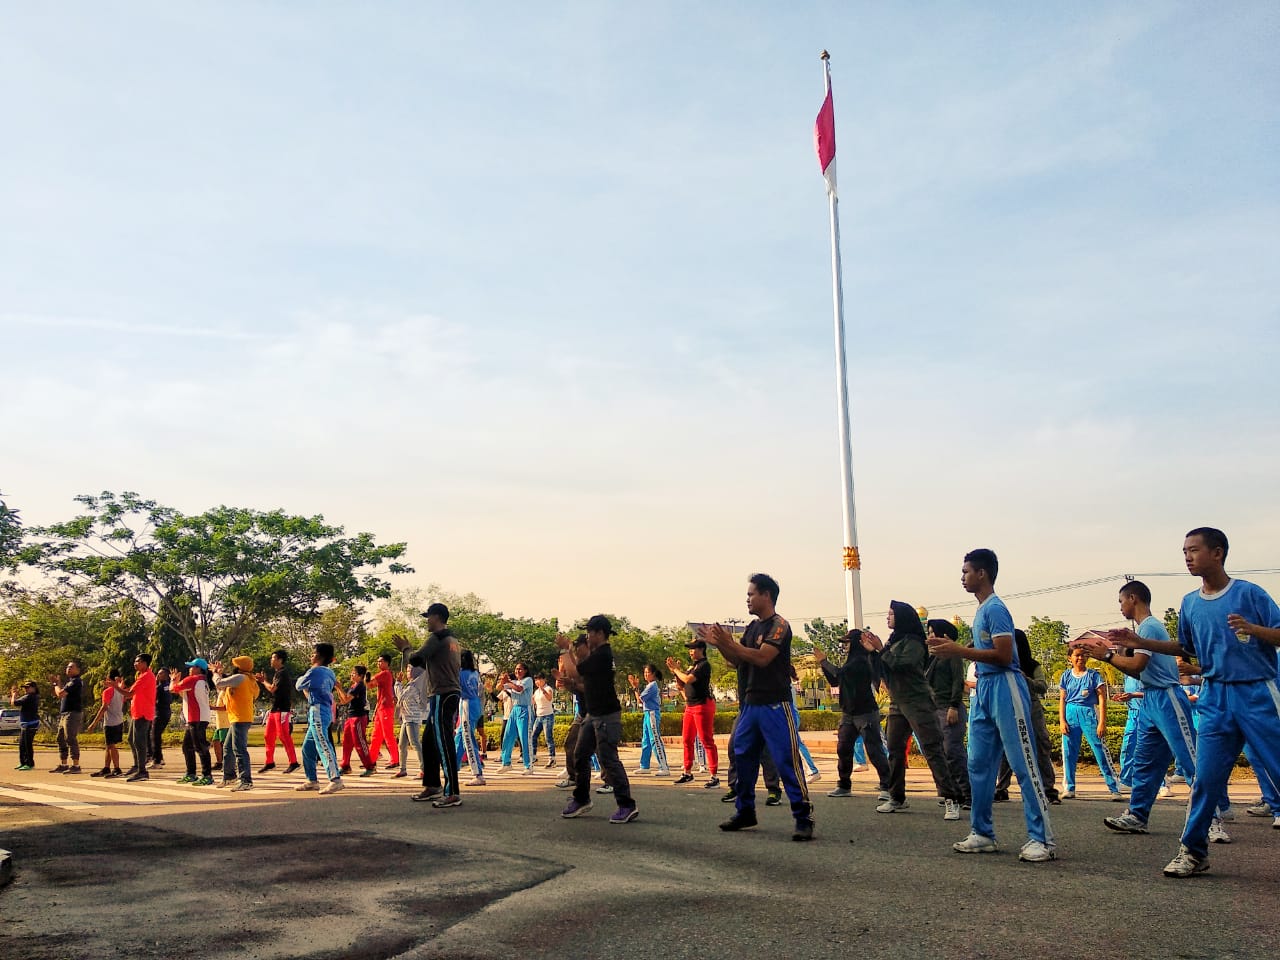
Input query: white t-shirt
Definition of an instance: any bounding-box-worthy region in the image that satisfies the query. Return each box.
[533,685,555,718]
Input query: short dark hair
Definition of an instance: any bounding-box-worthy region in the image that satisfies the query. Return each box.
[271,649,288,662]
[353,664,368,677]
[314,643,335,665]
[377,653,392,665]
[749,573,780,604]
[424,602,450,623]
[926,619,958,642]
[1119,580,1151,606]
[573,633,588,647]
[460,650,476,672]
[963,548,999,583]
[108,668,122,680]
[408,654,426,669]
[135,653,153,666]
[586,614,613,637]
[1185,527,1229,560]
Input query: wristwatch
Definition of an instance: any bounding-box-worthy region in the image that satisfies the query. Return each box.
[1102,649,1115,663]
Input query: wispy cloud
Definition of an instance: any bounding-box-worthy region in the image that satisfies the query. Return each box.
[0,313,269,342]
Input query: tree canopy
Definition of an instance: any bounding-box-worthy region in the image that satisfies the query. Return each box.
[23,491,411,662]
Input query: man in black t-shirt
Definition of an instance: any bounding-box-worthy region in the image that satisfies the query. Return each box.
[337,665,375,774]
[667,640,719,786]
[51,659,84,773]
[701,574,814,840]
[256,650,300,773]
[557,615,637,823]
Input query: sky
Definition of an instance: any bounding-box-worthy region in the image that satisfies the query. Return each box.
[3,1,1278,636]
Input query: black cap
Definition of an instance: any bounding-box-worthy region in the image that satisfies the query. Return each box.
[685,639,707,650]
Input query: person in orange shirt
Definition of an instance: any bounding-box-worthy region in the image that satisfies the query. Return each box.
[118,654,157,782]
[367,653,400,770]
[213,656,261,792]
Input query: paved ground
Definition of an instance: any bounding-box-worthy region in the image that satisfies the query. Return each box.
[0,745,1276,960]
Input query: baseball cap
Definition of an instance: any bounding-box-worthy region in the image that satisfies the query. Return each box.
[685,639,707,650]
[185,658,209,672]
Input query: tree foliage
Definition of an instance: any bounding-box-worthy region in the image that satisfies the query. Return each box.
[24,491,411,662]
[0,491,21,567]
[1025,615,1070,680]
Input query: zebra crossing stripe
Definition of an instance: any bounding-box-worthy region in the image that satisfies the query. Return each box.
[0,785,99,810]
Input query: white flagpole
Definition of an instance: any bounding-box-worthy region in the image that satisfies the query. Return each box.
[821,50,863,631]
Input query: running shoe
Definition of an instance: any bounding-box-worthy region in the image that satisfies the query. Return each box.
[555,777,574,788]
[284,763,301,774]
[851,764,868,773]
[1217,807,1235,822]
[91,768,111,778]
[703,777,721,789]
[1163,846,1208,877]
[609,806,639,824]
[943,799,961,821]
[1108,790,1125,802]
[596,785,614,794]
[1245,802,1271,817]
[1104,812,1148,834]
[319,780,345,795]
[1018,840,1056,863]
[466,777,487,787]
[826,787,853,798]
[674,773,694,784]
[765,791,781,806]
[631,768,653,776]
[1208,820,1232,844]
[16,764,34,772]
[561,799,592,818]
[807,771,822,782]
[719,810,759,831]
[432,795,462,808]
[295,781,320,791]
[49,764,68,773]
[359,767,376,777]
[125,772,149,782]
[792,819,814,841]
[193,776,214,786]
[412,788,443,802]
[1157,784,1173,799]
[231,781,254,792]
[257,763,276,773]
[67,766,82,774]
[721,788,737,803]
[952,832,998,854]
[545,759,557,768]
[877,798,908,814]
[1060,790,1076,799]
[175,774,195,784]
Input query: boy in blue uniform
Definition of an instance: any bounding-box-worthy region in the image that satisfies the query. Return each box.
[701,573,814,841]
[296,642,344,795]
[1078,581,1199,836]
[1154,528,1280,877]
[927,548,1055,862]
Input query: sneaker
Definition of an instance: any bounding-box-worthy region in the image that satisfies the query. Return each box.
[50,764,68,773]
[631,768,653,776]
[466,777,487,787]
[1168,774,1187,784]
[67,766,82,775]
[851,764,868,772]
[719,810,759,831]
[721,788,737,803]
[412,788,443,802]
[545,759,557,768]
[703,777,721,789]
[284,763,301,774]
[562,799,592,818]
[215,779,233,788]
[1272,816,1280,830]
[827,787,853,798]
[944,799,961,821]
[359,768,376,778]
[319,780,345,796]
[1208,819,1232,844]
[296,781,320,791]
[877,798,908,814]
[596,785,614,794]
[91,767,110,778]
[107,769,124,778]
[339,765,352,775]
[674,773,694,785]
[432,795,462,808]
[555,777,574,788]
[1018,840,1056,863]
[1061,790,1076,799]
[609,806,639,824]
[993,789,1010,803]
[258,763,276,773]
[765,791,781,807]
[499,764,513,773]
[125,772,149,782]
[1162,845,1208,877]
[1158,784,1173,799]
[696,764,708,774]
[1245,802,1271,817]
[1104,812,1148,833]
[520,768,534,776]
[1217,807,1235,822]
[175,774,195,784]
[392,769,407,778]
[16,764,34,772]
[953,832,999,854]
[1108,790,1125,802]
[807,771,821,782]
[792,819,815,841]
[231,781,254,792]
[193,776,214,786]
[876,790,892,802]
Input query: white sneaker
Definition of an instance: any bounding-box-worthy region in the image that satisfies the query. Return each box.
[1168,774,1187,784]
[1018,840,1056,863]
[953,832,998,854]
[943,799,961,821]
[696,765,708,774]
[1272,816,1280,830]
[1104,812,1148,834]
[1158,784,1172,799]
[876,798,908,814]
[1163,845,1208,877]
[230,781,253,792]
[1208,819,1232,844]
[519,768,534,776]
[499,764,513,772]
[319,780,345,796]
[852,764,868,773]
[295,780,319,791]
[807,770,821,782]
[555,777,573,788]
[596,784,614,794]
[631,768,653,776]
[1060,790,1076,799]
[1245,802,1271,817]
[466,777,486,787]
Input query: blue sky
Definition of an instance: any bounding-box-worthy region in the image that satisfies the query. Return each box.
[4,2,1278,632]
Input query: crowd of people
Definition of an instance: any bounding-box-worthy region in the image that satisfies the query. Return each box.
[8,526,1280,878]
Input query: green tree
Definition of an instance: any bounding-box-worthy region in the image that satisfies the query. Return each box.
[25,491,411,662]
[0,492,21,567]
[803,617,848,659]
[1163,607,1179,644]
[1025,615,1070,681]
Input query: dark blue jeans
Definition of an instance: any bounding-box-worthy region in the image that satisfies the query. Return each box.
[223,721,252,784]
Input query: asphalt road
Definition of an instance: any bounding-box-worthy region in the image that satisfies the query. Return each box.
[0,746,1276,960]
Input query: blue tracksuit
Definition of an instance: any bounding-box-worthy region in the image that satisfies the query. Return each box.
[967,594,1053,847]
[1177,579,1280,859]
[1060,667,1120,792]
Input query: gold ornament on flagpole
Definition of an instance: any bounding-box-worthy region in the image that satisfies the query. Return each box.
[842,546,861,571]
[916,606,928,621]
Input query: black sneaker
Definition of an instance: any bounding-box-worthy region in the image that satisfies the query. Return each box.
[284,763,301,774]
[703,777,721,789]
[765,791,782,807]
[993,789,1010,803]
[50,764,68,773]
[719,810,759,831]
[674,773,694,785]
[125,772,149,782]
[792,819,815,842]
[91,768,111,778]
[412,788,443,803]
[258,763,276,773]
[721,788,737,803]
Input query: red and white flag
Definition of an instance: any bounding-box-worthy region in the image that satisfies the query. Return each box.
[814,88,837,197]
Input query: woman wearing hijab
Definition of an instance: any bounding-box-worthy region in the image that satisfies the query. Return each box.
[863,601,966,820]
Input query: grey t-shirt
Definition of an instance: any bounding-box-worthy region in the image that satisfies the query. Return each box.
[414,629,461,697]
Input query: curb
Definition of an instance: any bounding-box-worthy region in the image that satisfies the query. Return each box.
[0,848,12,888]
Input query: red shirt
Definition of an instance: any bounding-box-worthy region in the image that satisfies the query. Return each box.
[371,668,395,713]
[130,669,157,721]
